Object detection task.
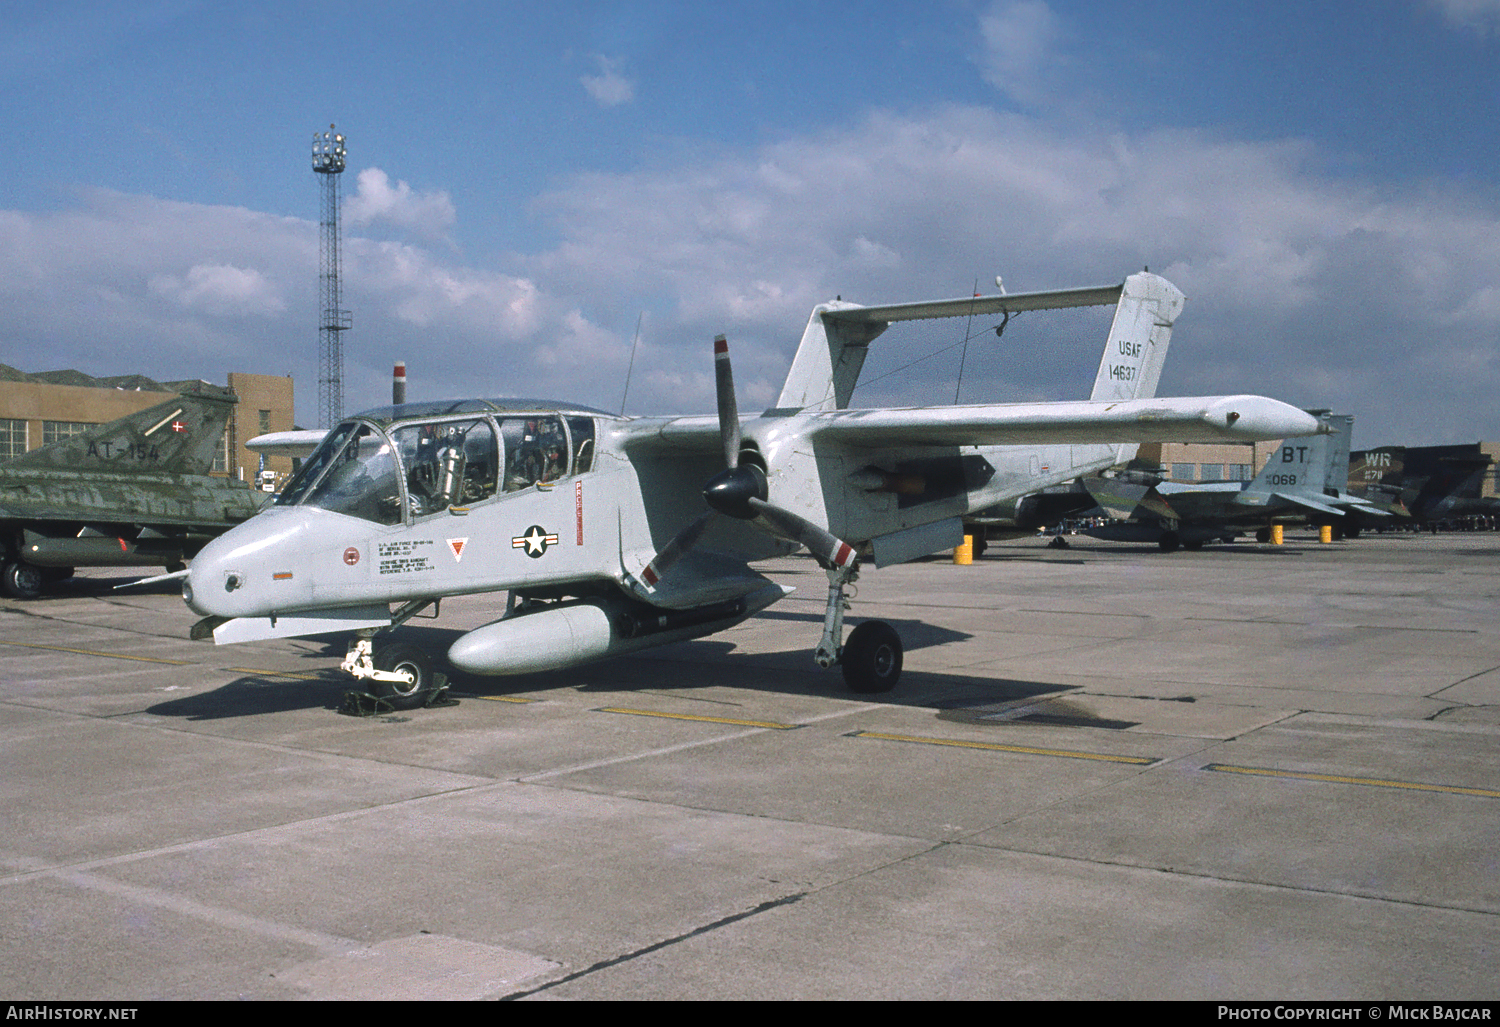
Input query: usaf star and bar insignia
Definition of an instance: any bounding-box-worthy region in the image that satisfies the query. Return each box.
[512,525,558,558]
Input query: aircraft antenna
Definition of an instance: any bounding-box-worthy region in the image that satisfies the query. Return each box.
[955,278,979,403]
[312,125,351,427]
[619,311,644,415]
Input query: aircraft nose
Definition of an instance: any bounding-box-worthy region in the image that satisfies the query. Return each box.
[182,533,239,617]
[181,508,310,619]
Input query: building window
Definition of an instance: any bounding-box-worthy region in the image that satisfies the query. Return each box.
[1201,464,1228,482]
[43,421,94,445]
[258,409,271,434]
[1231,463,1254,481]
[1171,463,1196,481]
[213,429,229,474]
[0,418,26,458]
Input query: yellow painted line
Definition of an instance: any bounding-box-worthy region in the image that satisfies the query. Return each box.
[852,730,1157,765]
[225,667,328,681]
[597,707,799,730]
[1206,763,1500,799]
[0,640,193,666]
[475,695,539,704]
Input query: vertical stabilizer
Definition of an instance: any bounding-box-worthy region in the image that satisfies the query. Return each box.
[775,301,887,413]
[1089,272,1186,403]
[1241,410,1341,497]
[1320,413,1354,493]
[1086,271,1186,465]
[6,386,237,476]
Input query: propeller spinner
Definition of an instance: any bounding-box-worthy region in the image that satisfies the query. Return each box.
[640,335,858,588]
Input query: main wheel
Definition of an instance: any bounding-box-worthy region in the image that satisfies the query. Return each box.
[1158,532,1181,553]
[841,620,903,694]
[372,642,435,711]
[2,561,45,600]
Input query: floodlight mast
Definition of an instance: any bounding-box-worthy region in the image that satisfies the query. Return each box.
[312,125,351,428]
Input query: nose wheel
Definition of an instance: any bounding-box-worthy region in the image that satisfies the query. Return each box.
[341,634,450,713]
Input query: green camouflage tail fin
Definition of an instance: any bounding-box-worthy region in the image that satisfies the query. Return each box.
[7,386,236,477]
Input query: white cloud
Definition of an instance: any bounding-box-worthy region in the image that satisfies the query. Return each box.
[345,167,456,242]
[149,263,285,317]
[1431,0,1500,33]
[581,54,634,107]
[976,1,1062,108]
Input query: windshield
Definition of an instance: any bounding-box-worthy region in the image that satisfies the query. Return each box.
[274,412,598,524]
[301,424,403,525]
[275,421,358,508]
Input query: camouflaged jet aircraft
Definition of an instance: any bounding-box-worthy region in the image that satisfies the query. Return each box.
[1347,443,1500,531]
[176,272,1321,706]
[0,385,268,598]
[1082,410,1393,549]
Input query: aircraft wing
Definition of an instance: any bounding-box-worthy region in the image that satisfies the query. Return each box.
[802,395,1322,448]
[245,429,328,459]
[649,396,1320,452]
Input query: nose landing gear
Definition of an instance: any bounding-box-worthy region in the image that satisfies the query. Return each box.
[340,633,452,713]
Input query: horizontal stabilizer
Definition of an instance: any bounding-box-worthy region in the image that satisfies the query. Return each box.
[820,283,1124,325]
[1272,493,1345,517]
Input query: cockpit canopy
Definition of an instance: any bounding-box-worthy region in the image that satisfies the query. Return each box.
[276,403,598,525]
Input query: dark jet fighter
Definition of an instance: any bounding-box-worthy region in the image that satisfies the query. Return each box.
[0,385,269,598]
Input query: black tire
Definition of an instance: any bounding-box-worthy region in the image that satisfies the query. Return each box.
[372,642,435,710]
[1344,525,1361,540]
[1158,532,1181,553]
[1255,527,1271,543]
[2,561,45,600]
[841,620,903,694]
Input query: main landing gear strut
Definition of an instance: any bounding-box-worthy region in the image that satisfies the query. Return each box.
[817,564,903,694]
[338,600,453,713]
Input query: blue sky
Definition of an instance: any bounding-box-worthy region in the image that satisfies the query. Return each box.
[2,0,1497,447]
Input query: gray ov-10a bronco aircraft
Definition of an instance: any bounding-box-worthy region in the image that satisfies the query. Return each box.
[176,272,1320,707]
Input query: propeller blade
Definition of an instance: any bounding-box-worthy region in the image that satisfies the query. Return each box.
[645,331,856,587]
[747,498,858,570]
[640,511,715,588]
[714,334,740,469]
